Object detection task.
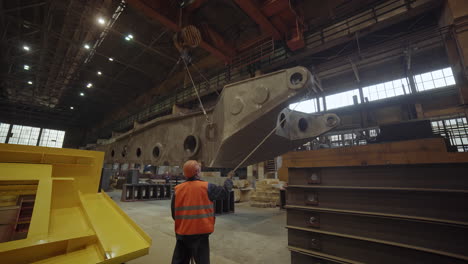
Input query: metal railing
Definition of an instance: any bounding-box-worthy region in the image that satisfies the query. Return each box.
[431,114,468,152]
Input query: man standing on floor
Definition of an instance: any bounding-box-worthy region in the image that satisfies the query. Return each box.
[171,160,233,264]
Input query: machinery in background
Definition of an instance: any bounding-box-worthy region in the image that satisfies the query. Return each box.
[0,190,36,243]
[121,183,173,202]
[116,169,235,215]
[0,144,151,264]
[96,66,340,168]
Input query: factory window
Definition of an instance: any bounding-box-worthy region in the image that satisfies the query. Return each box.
[329,134,343,148]
[327,129,380,148]
[325,89,361,110]
[297,127,380,151]
[328,132,361,147]
[0,124,66,147]
[362,77,409,102]
[329,133,359,147]
[368,128,379,137]
[38,129,66,148]
[8,125,41,146]
[0,123,10,143]
[414,67,456,92]
[431,115,468,152]
[343,133,356,141]
[289,97,322,113]
[287,68,454,113]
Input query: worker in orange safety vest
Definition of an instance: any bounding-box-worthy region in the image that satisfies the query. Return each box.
[171,160,233,264]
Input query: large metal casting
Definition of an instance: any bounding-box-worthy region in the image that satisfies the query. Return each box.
[96,66,339,167]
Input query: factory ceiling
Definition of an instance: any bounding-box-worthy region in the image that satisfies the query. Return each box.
[0,0,427,129]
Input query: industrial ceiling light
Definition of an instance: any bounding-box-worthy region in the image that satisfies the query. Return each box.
[23,45,30,51]
[108,57,114,61]
[86,83,93,88]
[27,81,33,85]
[97,71,102,75]
[97,17,106,25]
[84,44,91,49]
[70,106,74,110]
[80,92,85,96]
[24,65,30,70]
[125,34,133,41]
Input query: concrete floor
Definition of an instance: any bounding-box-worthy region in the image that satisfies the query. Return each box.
[107,191,290,264]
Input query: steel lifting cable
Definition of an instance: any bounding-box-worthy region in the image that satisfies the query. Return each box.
[182,58,212,124]
[191,63,220,95]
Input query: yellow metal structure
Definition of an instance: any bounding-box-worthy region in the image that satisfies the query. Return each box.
[0,143,151,263]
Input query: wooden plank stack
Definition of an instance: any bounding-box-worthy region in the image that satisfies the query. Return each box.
[250,179,283,208]
[233,180,252,202]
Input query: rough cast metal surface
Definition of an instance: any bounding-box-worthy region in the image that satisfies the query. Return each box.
[95,66,339,167]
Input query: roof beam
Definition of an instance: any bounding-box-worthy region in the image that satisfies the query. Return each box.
[2,2,47,14]
[126,0,233,62]
[261,0,289,17]
[200,23,236,57]
[185,0,209,12]
[127,0,179,31]
[233,0,282,40]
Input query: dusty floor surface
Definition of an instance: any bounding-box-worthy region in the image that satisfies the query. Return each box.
[107,190,290,264]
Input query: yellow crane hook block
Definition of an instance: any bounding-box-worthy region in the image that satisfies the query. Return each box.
[0,143,151,263]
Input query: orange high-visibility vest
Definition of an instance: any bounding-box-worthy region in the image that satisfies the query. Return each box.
[174,180,215,235]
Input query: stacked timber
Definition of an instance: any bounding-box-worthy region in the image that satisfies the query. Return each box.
[200,171,224,185]
[250,179,283,208]
[233,180,252,202]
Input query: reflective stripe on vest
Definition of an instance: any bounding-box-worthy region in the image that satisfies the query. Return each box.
[174,180,215,235]
[175,213,215,220]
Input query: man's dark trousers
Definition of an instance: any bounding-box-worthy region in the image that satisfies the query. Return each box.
[171,234,210,264]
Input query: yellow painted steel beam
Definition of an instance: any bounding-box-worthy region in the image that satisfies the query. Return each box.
[0,144,151,263]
